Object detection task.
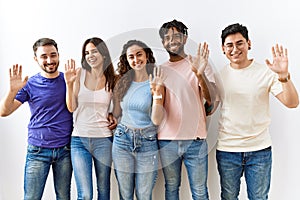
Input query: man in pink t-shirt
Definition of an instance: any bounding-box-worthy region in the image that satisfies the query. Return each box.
[158,19,216,200]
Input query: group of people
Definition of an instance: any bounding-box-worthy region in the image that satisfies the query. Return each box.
[0,19,298,200]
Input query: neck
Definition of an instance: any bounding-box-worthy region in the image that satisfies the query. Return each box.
[90,67,104,79]
[230,59,253,69]
[41,71,59,79]
[169,52,187,62]
[134,70,148,82]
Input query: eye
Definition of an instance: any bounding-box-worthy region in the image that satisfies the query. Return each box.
[174,34,181,39]
[91,49,99,54]
[85,51,89,55]
[164,35,170,41]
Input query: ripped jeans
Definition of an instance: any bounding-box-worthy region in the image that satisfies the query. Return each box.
[112,123,158,200]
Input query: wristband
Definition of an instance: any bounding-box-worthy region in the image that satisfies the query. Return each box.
[153,94,163,100]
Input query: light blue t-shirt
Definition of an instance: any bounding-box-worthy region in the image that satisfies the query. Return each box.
[120,80,154,128]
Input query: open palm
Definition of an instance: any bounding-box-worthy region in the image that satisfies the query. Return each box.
[189,42,209,77]
[9,64,28,92]
[149,66,165,96]
[64,59,77,84]
[265,44,288,75]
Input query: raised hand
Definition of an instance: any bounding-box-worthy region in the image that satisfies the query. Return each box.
[9,64,28,92]
[189,42,209,78]
[149,66,165,97]
[265,44,289,76]
[64,59,77,85]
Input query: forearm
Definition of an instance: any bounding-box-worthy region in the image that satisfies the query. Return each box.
[0,90,20,116]
[65,83,77,112]
[280,80,299,108]
[151,99,165,125]
[197,74,212,103]
[112,99,122,119]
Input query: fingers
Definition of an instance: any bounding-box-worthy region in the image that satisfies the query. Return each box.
[10,64,22,78]
[65,59,76,71]
[197,42,209,56]
[149,74,153,83]
[273,44,288,57]
[153,66,165,85]
[265,59,271,67]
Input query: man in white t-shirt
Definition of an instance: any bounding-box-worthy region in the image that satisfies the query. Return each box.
[158,19,216,200]
[216,23,299,200]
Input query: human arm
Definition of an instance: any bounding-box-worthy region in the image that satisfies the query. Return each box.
[149,66,166,125]
[188,42,213,104]
[265,44,299,108]
[64,59,80,112]
[0,64,27,116]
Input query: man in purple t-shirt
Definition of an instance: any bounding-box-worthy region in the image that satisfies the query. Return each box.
[0,38,73,200]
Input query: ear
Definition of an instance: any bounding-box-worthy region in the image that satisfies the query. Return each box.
[34,56,38,62]
[247,40,252,50]
[221,45,226,54]
[182,35,188,44]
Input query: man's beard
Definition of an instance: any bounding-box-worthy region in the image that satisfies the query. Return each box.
[166,45,184,57]
[41,61,59,74]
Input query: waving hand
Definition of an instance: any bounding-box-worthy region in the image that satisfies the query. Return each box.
[189,42,209,77]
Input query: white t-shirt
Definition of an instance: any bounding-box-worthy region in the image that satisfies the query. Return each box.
[217,60,283,152]
[72,69,112,138]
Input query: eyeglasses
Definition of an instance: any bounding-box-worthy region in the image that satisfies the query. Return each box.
[224,41,246,51]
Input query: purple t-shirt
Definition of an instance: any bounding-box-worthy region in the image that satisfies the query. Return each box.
[15,72,73,148]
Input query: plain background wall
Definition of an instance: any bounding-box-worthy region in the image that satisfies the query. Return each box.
[0,0,299,199]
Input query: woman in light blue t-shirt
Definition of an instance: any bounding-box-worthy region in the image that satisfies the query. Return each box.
[112,40,165,200]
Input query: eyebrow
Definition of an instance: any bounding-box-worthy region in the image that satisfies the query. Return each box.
[225,39,244,45]
[127,50,143,56]
[40,52,57,57]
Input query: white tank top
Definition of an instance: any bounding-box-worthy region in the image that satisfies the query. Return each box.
[72,69,112,137]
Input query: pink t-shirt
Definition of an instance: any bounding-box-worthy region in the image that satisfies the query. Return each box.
[158,58,215,140]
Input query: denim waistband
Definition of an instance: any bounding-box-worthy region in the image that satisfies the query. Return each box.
[117,123,157,134]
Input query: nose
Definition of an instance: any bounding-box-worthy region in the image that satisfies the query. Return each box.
[46,57,51,63]
[133,56,138,63]
[232,45,239,52]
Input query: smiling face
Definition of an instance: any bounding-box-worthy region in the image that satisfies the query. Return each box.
[84,42,104,70]
[126,44,148,72]
[34,45,59,77]
[222,32,252,69]
[162,27,187,57]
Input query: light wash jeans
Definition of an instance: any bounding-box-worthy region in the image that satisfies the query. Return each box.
[112,123,158,200]
[71,136,112,200]
[216,146,272,200]
[158,139,209,200]
[24,144,72,200]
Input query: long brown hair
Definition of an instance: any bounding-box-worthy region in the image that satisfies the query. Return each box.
[81,37,116,91]
[114,40,156,102]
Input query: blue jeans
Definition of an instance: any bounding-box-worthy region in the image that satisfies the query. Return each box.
[112,124,158,200]
[71,136,112,200]
[216,146,272,200]
[24,144,72,200]
[158,139,209,200]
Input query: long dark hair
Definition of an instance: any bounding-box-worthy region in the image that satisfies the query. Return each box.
[81,37,116,91]
[114,40,156,101]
